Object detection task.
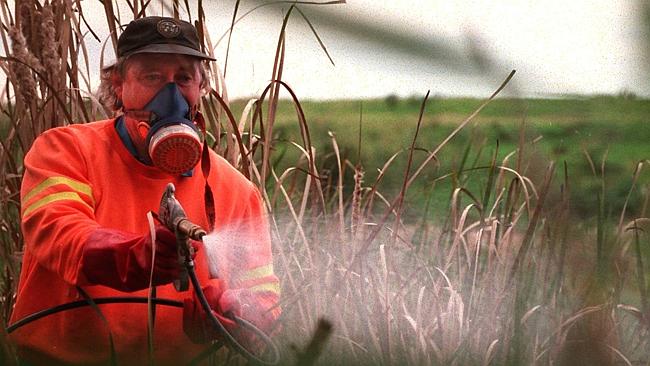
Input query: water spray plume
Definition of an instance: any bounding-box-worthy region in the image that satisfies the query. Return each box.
[202,227,258,281]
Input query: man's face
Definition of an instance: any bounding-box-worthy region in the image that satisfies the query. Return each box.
[114,53,203,111]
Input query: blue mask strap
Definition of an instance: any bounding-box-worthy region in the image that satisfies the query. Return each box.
[114,116,151,165]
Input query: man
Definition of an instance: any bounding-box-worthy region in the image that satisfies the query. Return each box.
[8,16,280,365]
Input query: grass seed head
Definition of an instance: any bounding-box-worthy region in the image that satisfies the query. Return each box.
[39,4,60,78]
[8,26,42,104]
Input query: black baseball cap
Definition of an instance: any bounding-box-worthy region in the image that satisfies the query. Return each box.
[117,16,216,61]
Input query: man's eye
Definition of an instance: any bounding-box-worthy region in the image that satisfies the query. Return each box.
[140,73,162,84]
[176,75,193,84]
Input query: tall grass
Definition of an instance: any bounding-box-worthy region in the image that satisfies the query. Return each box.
[0,1,649,365]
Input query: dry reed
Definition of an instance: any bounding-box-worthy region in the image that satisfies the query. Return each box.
[0,1,648,366]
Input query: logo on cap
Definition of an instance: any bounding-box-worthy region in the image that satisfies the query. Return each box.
[156,20,181,38]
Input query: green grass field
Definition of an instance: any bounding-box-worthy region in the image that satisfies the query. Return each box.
[2,2,649,363]
[230,95,650,222]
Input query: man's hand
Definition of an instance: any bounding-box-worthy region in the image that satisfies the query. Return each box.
[183,285,278,345]
[79,225,199,292]
[183,284,236,344]
[219,288,276,332]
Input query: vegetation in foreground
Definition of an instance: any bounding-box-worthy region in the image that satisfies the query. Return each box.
[0,1,649,365]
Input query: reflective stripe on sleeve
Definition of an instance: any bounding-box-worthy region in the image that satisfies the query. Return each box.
[22,176,95,219]
[22,176,94,206]
[248,282,281,295]
[22,192,94,219]
[231,263,280,295]
[234,263,275,283]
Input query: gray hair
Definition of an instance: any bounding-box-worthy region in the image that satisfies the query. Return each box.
[97,56,211,114]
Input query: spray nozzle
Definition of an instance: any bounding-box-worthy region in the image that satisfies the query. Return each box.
[159,183,207,291]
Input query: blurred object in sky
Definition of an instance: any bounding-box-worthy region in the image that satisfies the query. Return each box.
[641,0,650,90]
[215,0,646,99]
[39,0,649,100]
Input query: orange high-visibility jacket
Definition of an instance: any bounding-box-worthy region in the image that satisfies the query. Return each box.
[9,119,280,365]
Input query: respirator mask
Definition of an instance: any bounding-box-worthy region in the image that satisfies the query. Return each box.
[138,83,203,175]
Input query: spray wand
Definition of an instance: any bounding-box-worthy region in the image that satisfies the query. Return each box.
[157,183,280,365]
[158,183,206,291]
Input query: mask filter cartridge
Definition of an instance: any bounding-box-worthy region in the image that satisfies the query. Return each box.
[149,124,202,175]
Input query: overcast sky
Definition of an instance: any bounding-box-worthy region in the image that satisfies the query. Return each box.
[80,1,649,100]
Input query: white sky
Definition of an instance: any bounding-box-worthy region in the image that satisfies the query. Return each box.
[73,1,650,99]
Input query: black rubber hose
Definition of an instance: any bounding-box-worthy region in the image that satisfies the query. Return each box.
[186,260,280,365]
[5,297,183,333]
[6,273,280,365]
